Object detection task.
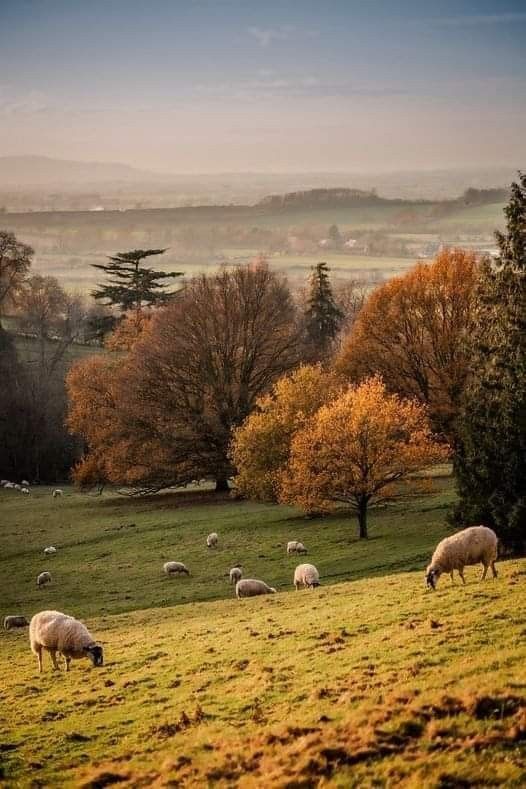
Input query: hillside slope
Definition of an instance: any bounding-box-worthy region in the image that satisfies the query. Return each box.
[1,560,525,787]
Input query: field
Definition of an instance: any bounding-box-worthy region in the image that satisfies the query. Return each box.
[1,480,525,786]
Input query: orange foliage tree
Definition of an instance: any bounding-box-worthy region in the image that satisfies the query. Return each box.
[335,249,479,439]
[279,377,448,538]
[231,365,343,501]
[67,263,301,492]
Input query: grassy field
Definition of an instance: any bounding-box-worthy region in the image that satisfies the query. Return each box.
[1,480,525,786]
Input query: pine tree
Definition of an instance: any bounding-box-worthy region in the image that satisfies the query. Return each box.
[304,262,343,360]
[453,174,526,553]
[91,249,183,315]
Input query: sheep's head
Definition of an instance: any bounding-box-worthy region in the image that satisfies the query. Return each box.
[269,587,277,594]
[310,581,320,588]
[85,644,104,667]
[425,565,440,590]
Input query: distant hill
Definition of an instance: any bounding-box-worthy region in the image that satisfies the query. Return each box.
[0,155,171,187]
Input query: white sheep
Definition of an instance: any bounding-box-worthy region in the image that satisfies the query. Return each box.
[163,561,190,576]
[4,482,14,489]
[207,532,219,548]
[229,566,243,585]
[235,579,276,598]
[44,546,57,556]
[4,615,29,630]
[29,610,103,672]
[21,480,30,486]
[52,489,63,498]
[426,525,498,590]
[37,571,52,588]
[287,540,307,555]
[21,487,30,495]
[294,563,320,590]
[13,483,21,490]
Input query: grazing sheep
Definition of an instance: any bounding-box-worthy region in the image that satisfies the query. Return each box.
[13,483,21,490]
[21,480,30,486]
[37,571,52,588]
[163,561,190,576]
[207,532,219,548]
[44,546,57,556]
[287,540,308,555]
[236,579,276,598]
[229,566,243,585]
[4,482,14,489]
[4,615,29,630]
[29,610,103,673]
[21,487,30,495]
[52,489,63,498]
[294,563,320,590]
[426,525,498,590]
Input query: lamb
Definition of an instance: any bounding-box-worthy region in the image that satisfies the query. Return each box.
[4,615,29,630]
[37,571,52,588]
[52,489,63,498]
[235,579,276,598]
[207,532,219,548]
[229,566,243,585]
[21,487,30,495]
[44,546,57,556]
[426,525,498,590]
[287,540,307,555]
[163,561,190,576]
[294,563,320,590]
[29,610,103,672]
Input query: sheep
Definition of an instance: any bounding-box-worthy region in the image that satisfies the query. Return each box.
[37,571,52,588]
[207,532,219,548]
[235,579,276,598]
[163,561,190,576]
[21,487,30,495]
[4,482,14,489]
[29,610,103,673]
[287,540,307,555]
[294,563,320,590]
[44,546,57,556]
[4,615,29,630]
[426,525,498,590]
[13,483,21,490]
[21,480,30,486]
[52,489,63,498]
[229,566,243,585]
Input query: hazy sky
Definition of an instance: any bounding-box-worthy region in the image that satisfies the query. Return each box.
[1,0,525,173]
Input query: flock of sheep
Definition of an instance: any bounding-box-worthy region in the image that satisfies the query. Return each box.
[1,480,63,498]
[2,490,500,676]
[163,535,320,599]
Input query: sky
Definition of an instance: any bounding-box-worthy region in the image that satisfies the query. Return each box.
[1,0,525,173]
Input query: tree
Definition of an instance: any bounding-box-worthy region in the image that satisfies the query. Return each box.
[303,262,344,360]
[68,263,301,493]
[336,249,479,439]
[328,224,342,245]
[453,174,526,553]
[231,365,343,501]
[279,377,448,538]
[91,249,183,316]
[0,231,33,324]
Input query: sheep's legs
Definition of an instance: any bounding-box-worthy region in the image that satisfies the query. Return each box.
[481,563,488,581]
[64,655,71,672]
[50,651,60,671]
[35,646,43,673]
[491,562,498,579]
[450,572,455,584]
[458,568,466,585]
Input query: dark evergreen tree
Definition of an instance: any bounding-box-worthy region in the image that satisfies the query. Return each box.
[304,262,343,360]
[91,249,183,314]
[453,174,526,553]
[328,224,342,245]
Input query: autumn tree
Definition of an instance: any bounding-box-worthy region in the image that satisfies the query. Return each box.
[231,365,343,501]
[453,174,526,552]
[0,231,33,324]
[279,377,448,538]
[68,263,301,493]
[91,248,183,317]
[336,249,479,439]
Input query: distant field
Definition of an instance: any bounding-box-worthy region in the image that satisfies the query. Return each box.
[1,480,525,786]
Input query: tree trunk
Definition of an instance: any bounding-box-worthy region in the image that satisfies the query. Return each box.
[357,498,368,539]
[215,474,230,493]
